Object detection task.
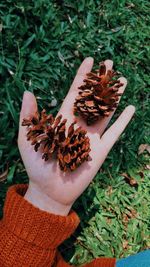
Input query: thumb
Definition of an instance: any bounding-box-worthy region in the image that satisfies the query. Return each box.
[20,91,38,121]
[18,91,38,142]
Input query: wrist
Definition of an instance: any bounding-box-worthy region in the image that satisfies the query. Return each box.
[24,182,72,216]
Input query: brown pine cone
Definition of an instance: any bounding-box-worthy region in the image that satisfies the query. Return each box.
[74,61,123,125]
[22,110,67,161]
[57,121,91,172]
[22,110,91,171]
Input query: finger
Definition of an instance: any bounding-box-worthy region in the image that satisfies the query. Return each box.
[70,57,94,93]
[104,59,113,71]
[101,105,135,152]
[85,59,114,132]
[59,57,94,119]
[18,91,38,139]
[99,77,127,135]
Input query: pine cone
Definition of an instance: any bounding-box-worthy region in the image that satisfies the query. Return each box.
[74,61,123,125]
[22,110,67,161]
[57,121,91,172]
[22,110,91,171]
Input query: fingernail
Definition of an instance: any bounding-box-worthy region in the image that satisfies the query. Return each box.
[86,57,94,63]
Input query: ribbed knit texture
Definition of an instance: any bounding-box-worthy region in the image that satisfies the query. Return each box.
[0,184,116,267]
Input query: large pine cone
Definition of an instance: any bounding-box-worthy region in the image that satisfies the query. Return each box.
[74,62,123,125]
[22,110,91,171]
[57,121,91,172]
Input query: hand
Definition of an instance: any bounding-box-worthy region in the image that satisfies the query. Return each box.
[18,58,135,216]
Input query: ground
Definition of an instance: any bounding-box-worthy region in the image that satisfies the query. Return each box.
[0,0,150,265]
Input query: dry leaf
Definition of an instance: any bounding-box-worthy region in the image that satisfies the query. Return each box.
[145,165,150,170]
[138,144,150,155]
[121,172,138,186]
[127,3,135,8]
[129,178,138,186]
[106,218,112,224]
[123,240,129,249]
[127,209,137,219]
[122,213,129,225]
[107,186,113,195]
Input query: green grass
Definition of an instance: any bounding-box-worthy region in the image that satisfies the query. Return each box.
[0,0,150,265]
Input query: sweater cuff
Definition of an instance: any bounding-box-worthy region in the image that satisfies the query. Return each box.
[3,184,80,249]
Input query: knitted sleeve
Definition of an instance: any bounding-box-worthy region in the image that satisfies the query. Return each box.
[0,184,79,267]
[0,184,116,267]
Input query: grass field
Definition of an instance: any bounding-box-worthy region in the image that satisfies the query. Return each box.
[0,0,150,265]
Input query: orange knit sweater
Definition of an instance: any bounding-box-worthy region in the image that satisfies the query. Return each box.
[0,184,116,267]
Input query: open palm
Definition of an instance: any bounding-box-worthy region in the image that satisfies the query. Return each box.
[18,58,135,215]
